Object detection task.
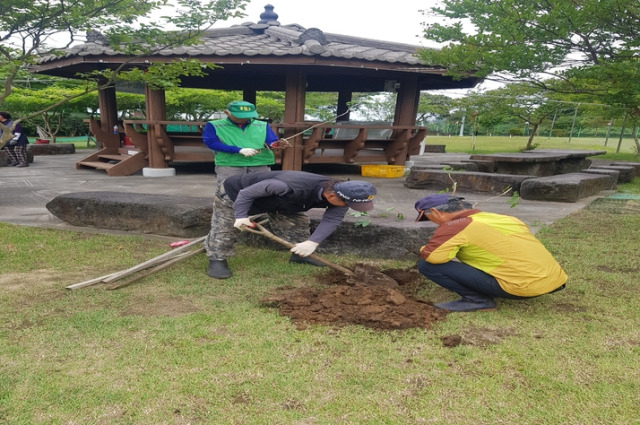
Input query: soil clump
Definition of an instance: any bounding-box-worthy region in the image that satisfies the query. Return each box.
[261,264,448,330]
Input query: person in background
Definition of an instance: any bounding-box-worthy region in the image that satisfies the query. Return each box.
[205,170,377,279]
[0,112,29,167]
[414,194,567,312]
[202,100,279,189]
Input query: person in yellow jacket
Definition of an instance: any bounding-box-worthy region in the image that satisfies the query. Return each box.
[415,194,567,312]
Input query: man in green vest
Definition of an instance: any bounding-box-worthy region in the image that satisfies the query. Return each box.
[202,100,280,189]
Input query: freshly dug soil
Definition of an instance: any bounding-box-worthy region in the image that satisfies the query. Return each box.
[261,264,448,330]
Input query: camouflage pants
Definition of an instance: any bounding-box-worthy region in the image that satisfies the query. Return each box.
[205,180,311,260]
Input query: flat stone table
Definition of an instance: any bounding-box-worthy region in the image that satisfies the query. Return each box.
[469,149,607,177]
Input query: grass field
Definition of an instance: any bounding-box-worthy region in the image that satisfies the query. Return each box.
[3,133,638,424]
[426,134,639,158]
[1,196,639,424]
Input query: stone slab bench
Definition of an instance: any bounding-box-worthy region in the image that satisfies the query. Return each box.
[45,191,434,260]
[581,168,619,189]
[27,143,75,155]
[46,192,213,238]
[404,169,533,194]
[588,165,635,183]
[462,159,495,173]
[610,162,640,177]
[520,173,612,202]
[440,161,479,171]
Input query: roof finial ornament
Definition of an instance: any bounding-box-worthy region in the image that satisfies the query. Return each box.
[258,4,279,24]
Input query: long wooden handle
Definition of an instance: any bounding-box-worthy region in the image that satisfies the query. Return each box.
[244,223,356,276]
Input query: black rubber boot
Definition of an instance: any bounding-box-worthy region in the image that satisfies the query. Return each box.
[434,296,497,312]
[207,259,231,279]
[289,253,326,267]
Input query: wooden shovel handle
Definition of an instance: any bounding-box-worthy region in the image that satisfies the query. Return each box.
[242,223,356,276]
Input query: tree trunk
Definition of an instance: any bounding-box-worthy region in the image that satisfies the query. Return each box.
[525,123,539,150]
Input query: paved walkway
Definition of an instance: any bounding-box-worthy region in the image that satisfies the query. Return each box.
[0,149,606,235]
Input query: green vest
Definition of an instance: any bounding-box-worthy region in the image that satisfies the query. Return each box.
[210,119,275,167]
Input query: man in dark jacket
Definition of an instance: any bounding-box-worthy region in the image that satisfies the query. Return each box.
[205,170,377,279]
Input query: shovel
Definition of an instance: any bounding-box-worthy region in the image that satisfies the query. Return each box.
[242,222,399,287]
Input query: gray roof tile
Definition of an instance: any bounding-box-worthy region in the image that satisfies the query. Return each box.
[37,17,434,69]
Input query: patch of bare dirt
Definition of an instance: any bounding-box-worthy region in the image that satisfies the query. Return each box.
[261,264,448,330]
[120,295,201,317]
[460,326,518,346]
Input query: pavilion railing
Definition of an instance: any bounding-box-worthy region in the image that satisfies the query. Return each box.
[116,119,428,170]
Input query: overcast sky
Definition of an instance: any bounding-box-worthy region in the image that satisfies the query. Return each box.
[211,0,438,47]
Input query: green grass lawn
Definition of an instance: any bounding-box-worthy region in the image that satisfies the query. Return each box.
[1,183,639,423]
[5,133,638,423]
[427,135,639,160]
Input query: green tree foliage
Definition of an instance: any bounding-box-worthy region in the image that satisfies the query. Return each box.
[0,0,249,147]
[418,0,640,152]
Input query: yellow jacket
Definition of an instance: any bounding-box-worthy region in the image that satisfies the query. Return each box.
[420,210,567,296]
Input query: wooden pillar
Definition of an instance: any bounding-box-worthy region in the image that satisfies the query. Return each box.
[144,86,167,169]
[97,82,120,148]
[391,75,421,164]
[281,69,307,170]
[337,90,352,122]
[243,88,257,106]
[393,75,419,126]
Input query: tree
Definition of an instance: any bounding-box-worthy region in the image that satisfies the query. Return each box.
[417,93,456,125]
[419,0,640,153]
[0,0,249,147]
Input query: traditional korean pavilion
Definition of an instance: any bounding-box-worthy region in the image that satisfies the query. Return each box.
[33,4,479,176]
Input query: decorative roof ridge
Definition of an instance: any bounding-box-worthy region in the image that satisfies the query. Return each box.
[324,33,422,53]
[201,25,254,38]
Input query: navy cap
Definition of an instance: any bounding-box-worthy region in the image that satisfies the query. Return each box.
[227,101,258,119]
[334,181,376,212]
[414,194,454,221]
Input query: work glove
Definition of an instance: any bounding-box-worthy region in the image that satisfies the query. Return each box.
[290,240,319,257]
[268,140,281,149]
[239,148,259,157]
[9,139,17,146]
[233,217,255,230]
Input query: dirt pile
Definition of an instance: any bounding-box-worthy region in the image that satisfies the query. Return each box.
[261,265,448,330]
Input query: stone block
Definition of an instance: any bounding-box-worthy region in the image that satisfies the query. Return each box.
[610,162,640,178]
[587,165,634,183]
[27,143,75,155]
[245,210,435,260]
[581,168,619,189]
[404,169,533,195]
[520,173,612,203]
[44,191,434,260]
[463,159,495,173]
[46,191,212,238]
[440,161,479,171]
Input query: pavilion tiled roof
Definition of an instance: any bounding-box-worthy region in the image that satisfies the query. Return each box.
[37,16,430,68]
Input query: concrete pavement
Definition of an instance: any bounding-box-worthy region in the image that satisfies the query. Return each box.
[0,149,606,236]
